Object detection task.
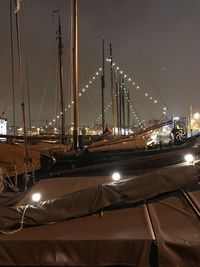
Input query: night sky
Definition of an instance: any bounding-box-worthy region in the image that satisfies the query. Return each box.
[0,0,200,129]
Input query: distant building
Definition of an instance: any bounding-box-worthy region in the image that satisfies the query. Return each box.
[0,118,7,141]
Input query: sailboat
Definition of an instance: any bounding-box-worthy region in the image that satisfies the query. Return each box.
[41,0,200,177]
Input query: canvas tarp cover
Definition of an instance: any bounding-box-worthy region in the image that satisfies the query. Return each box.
[149,189,200,266]
[0,164,198,230]
[0,164,200,266]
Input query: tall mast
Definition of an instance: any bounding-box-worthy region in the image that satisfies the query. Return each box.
[101,39,105,132]
[122,76,125,134]
[57,13,65,144]
[25,52,32,132]
[109,43,116,134]
[119,74,122,134]
[69,0,74,129]
[73,0,79,150]
[10,0,16,138]
[15,8,29,162]
[115,69,119,134]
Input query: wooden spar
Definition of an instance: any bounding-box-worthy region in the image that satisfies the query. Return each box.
[57,13,65,144]
[73,0,79,150]
[101,39,105,132]
[109,43,116,134]
[15,10,30,162]
[9,0,16,138]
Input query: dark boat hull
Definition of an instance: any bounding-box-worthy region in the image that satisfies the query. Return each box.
[48,136,200,177]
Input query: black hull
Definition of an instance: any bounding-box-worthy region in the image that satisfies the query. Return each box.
[46,135,200,177]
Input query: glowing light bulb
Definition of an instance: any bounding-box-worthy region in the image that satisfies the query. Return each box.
[32,193,41,203]
[184,154,194,164]
[112,172,121,181]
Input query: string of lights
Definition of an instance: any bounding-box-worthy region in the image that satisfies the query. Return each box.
[106,58,168,117]
[38,59,168,131]
[46,67,103,128]
[95,101,112,124]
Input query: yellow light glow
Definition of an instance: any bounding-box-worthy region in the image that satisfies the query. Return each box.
[194,112,200,119]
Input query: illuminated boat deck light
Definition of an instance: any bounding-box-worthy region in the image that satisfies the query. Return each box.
[32,193,41,203]
[184,154,194,165]
[112,172,121,181]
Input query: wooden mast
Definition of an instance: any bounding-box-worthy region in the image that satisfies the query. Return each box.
[109,43,116,134]
[57,13,65,144]
[115,68,119,134]
[122,76,125,134]
[101,39,105,132]
[73,0,79,150]
[15,7,30,162]
[9,0,16,138]
[119,74,122,134]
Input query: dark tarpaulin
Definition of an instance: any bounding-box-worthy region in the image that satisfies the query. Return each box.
[0,164,198,230]
[17,176,115,206]
[0,191,28,207]
[149,190,200,267]
[0,164,200,266]
[0,205,156,267]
